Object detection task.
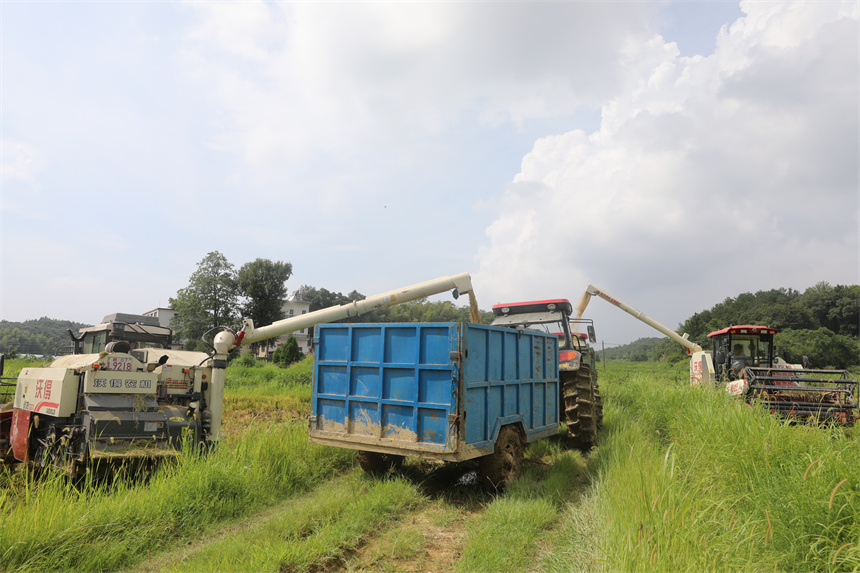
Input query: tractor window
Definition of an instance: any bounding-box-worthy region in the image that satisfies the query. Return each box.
[515,321,572,350]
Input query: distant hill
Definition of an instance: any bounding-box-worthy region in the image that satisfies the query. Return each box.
[601,337,677,362]
[0,317,90,356]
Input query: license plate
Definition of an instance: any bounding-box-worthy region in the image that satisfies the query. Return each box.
[106,356,133,372]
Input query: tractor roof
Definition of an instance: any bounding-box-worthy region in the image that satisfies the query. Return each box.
[491,299,573,317]
[707,325,779,338]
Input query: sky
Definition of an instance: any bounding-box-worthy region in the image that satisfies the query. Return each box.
[1,1,858,347]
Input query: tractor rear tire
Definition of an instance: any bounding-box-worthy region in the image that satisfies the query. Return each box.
[356,451,404,477]
[479,425,523,491]
[563,365,602,450]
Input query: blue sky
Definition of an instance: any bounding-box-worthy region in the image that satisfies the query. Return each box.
[1,1,857,346]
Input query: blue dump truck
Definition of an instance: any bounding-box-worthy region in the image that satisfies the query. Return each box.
[308,322,559,489]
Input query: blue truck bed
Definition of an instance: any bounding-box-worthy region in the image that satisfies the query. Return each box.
[308,322,559,462]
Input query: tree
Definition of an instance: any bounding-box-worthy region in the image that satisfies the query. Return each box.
[294,285,360,312]
[776,328,860,369]
[169,252,240,348]
[237,258,292,356]
[237,258,293,328]
[273,335,303,367]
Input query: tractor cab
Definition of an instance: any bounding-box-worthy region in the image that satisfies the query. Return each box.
[71,313,173,355]
[491,299,595,349]
[491,299,597,370]
[707,325,778,381]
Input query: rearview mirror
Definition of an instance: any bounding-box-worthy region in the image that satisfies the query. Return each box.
[587,325,596,343]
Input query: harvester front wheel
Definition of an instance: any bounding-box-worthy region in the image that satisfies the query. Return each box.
[563,365,601,450]
[356,451,404,477]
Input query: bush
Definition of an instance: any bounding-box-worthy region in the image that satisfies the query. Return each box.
[272,335,303,367]
[231,353,261,368]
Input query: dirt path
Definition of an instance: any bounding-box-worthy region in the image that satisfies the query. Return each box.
[125,448,593,573]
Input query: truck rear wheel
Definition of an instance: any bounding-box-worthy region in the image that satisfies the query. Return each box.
[563,365,601,450]
[479,425,523,491]
[356,451,404,476]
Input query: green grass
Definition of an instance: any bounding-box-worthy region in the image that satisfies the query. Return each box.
[4,355,859,572]
[225,355,314,397]
[154,471,423,573]
[456,444,589,572]
[550,363,860,572]
[0,421,355,572]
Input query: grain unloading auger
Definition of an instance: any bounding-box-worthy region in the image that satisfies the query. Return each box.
[575,284,716,385]
[575,284,858,425]
[0,272,474,477]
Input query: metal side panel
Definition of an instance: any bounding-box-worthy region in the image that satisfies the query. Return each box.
[14,367,79,417]
[310,323,459,456]
[461,324,559,452]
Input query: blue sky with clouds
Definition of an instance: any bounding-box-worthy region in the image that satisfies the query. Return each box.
[2,1,857,346]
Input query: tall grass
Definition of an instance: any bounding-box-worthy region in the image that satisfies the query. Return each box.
[225,355,313,396]
[555,366,860,572]
[0,422,354,572]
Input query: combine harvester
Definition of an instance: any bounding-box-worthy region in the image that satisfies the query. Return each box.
[575,284,858,425]
[0,272,475,477]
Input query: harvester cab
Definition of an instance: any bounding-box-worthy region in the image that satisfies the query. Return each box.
[708,325,778,381]
[491,299,602,449]
[69,313,173,356]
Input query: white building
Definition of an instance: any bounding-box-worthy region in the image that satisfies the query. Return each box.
[142,308,181,348]
[142,308,177,329]
[275,297,313,354]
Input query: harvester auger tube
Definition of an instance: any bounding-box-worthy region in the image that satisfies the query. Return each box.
[234,272,473,347]
[576,284,715,385]
[206,272,474,441]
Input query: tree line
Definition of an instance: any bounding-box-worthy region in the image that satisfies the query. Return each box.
[169,252,493,355]
[604,282,859,369]
[0,318,88,357]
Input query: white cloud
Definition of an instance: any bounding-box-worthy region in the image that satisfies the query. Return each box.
[0,139,39,184]
[179,2,661,170]
[475,1,859,340]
